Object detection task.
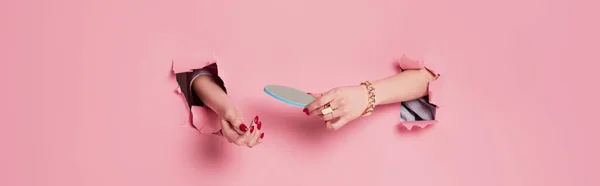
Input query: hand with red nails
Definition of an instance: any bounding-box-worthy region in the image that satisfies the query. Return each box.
[218,109,264,148]
[186,69,264,148]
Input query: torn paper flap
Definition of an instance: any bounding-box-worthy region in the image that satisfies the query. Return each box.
[399,120,438,130]
[174,85,183,94]
[398,55,425,70]
[427,75,443,106]
[190,106,221,134]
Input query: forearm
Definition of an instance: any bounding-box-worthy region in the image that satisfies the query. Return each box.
[373,68,436,106]
[191,75,233,115]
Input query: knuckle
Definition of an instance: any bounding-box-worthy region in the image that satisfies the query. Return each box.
[338,98,347,105]
[327,125,335,130]
[309,104,318,110]
[331,89,341,95]
[335,125,343,130]
[344,108,352,115]
[337,107,347,114]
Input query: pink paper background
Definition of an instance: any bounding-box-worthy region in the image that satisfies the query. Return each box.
[2,0,599,185]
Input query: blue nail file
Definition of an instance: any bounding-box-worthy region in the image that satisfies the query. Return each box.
[264,85,315,107]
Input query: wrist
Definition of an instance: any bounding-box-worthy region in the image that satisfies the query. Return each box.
[371,80,388,106]
[359,81,376,116]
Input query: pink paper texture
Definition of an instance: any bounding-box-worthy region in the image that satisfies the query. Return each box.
[2,0,599,186]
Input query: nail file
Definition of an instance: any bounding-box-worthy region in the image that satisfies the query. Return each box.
[264,85,315,107]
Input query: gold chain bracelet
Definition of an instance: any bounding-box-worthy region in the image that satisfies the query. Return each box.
[360,81,376,116]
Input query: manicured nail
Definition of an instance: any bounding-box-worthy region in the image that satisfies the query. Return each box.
[254,116,259,123]
[260,133,265,139]
[303,108,310,115]
[257,121,262,130]
[250,125,255,133]
[307,92,312,94]
[239,124,248,132]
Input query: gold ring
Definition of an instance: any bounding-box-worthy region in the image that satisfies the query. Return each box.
[321,104,333,115]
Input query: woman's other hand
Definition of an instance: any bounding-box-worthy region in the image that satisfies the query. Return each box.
[304,85,370,130]
[218,108,264,148]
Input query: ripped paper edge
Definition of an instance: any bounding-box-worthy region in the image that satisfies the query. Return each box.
[397,54,443,130]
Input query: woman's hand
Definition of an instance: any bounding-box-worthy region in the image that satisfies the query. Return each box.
[303,85,370,130]
[217,108,264,148]
[191,75,264,148]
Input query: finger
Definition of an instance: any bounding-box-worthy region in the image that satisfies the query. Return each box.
[220,119,240,143]
[258,132,265,143]
[320,108,345,121]
[326,116,350,130]
[234,128,253,146]
[234,118,257,146]
[247,117,264,147]
[308,92,323,98]
[309,98,343,116]
[329,97,345,110]
[303,92,323,115]
[247,122,262,148]
[305,90,337,112]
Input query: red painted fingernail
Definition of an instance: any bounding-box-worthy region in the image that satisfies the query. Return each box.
[250,125,255,133]
[254,116,259,123]
[239,124,248,132]
[257,121,262,130]
[260,133,264,139]
[307,92,312,94]
[303,108,310,115]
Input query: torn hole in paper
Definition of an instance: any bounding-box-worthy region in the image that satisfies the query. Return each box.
[396,55,443,130]
[171,58,225,134]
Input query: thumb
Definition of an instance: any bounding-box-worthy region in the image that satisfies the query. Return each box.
[308,92,324,98]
